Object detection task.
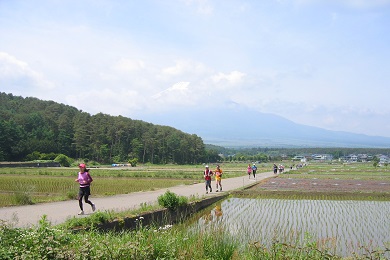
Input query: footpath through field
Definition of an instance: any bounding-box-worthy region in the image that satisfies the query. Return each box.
[0,171,276,228]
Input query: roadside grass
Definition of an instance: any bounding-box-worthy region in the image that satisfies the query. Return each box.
[0,215,365,260]
[60,194,202,230]
[2,214,387,259]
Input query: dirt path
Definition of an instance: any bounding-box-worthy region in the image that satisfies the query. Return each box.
[0,171,276,228]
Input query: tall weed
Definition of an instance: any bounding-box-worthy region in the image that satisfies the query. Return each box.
[13,183,34,205]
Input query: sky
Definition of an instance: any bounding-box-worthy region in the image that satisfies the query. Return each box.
[1,0,390,138]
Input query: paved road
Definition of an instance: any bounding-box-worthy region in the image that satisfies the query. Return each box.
[0,171,276,228]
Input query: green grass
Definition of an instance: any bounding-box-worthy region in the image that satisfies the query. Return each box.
[1,215,388,259]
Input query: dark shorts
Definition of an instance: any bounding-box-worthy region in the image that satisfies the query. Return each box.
[78,186,91,197]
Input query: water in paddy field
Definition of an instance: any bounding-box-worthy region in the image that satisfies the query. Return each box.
[192,198,390,257]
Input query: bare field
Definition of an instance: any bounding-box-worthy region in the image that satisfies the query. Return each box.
[242,162,390,200]
[253,176,390,193]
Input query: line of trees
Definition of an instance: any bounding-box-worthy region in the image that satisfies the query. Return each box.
[0,92,219,164]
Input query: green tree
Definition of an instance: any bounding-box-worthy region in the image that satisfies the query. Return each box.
[54,154,72,167]
[128,158,138,167]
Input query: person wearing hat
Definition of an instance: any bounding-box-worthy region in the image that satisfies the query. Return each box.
[203,165,213,194]
[75,163,96,215]
[251,163,257,179]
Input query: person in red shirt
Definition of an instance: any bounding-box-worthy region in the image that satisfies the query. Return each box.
[204,165,213,194]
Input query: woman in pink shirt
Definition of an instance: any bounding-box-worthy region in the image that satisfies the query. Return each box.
[247,164,252,179]
[75,163,96,215]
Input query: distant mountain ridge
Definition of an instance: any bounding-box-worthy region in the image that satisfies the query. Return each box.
[143,106,390,148]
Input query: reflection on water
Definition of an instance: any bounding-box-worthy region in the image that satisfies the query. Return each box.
[193,198,390,257]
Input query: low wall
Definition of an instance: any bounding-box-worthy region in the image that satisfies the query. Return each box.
[0,162,60,168]
[94,194,228,232]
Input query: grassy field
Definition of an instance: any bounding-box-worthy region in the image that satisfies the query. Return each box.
[0,162,271,207]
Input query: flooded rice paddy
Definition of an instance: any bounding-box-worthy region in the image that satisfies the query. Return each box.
[193,197,390,257]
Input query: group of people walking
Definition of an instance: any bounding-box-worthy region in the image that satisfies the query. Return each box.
[203,164,223,193]
[247,163,258,179]
[273,163,284,174]
[76,162,287,214]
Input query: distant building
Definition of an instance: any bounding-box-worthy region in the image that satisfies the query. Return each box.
[379,155,389,164]
[292,155,307,162]
[312,154,333,161]
[341,154,358,162]
[357,154,372,162]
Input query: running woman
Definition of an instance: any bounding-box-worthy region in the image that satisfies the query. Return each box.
[75,163,96,215]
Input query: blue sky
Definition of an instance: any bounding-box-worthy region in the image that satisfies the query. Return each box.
[1,0,390,137]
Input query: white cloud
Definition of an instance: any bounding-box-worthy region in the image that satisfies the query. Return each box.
[66,87,141,116]
[291,0,390,8]
[114,59,145,72]
[161,60,208,77]
[342,0,390,9]
[211,71,246,85]
[152,81,190,99]
[148,81,196,111]
[1,0,390,138]
[181,0,214,15]
[162,61,189,76]
[0,52,55,91]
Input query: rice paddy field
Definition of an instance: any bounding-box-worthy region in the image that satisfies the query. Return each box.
[190,161,390,258]
[244,161,390,200]
[192,198,390,257]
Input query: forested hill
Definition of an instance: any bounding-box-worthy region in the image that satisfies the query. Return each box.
[0,92,217,164]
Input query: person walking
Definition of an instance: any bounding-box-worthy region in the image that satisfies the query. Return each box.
[75,163,96,215]
[251,163,257,179]
[215,165,223,192]
[247,164,252,179]
[273,163,278,174]
[204,165,213,194]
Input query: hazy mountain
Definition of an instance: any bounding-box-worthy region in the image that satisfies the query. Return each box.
[143,106,390,148]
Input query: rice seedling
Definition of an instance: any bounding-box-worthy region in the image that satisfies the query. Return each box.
[190,198,390,257]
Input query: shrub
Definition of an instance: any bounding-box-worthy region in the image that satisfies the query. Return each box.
[13,183,34,205]
[26,151,42,161]
[54,154,72,167]
[157,190,188,210]
[128,158,138,167]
